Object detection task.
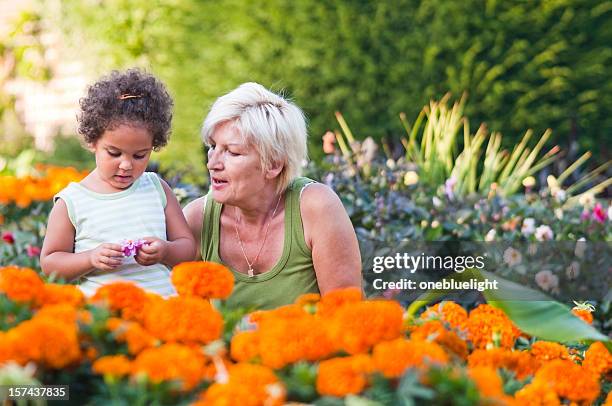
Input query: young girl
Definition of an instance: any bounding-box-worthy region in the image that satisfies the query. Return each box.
[40,69,196,297]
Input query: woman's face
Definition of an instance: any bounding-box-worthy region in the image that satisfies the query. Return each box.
[206,121,266,205]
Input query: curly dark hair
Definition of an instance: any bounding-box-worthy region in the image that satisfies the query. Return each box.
[77,68,173,150]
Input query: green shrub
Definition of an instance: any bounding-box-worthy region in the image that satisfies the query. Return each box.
[49,0,611,170]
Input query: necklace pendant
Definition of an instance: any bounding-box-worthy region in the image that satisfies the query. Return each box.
[247,267,255,277]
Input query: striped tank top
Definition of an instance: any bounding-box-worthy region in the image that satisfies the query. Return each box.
[54,172,176,297]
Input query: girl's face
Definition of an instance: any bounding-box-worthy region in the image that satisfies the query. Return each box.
[206,122,268,205]
[89,124,153,192]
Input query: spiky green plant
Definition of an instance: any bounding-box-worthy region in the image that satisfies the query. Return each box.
[334,96,610,200]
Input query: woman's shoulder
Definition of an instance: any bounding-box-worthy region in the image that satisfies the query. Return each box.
[300,181,337,202]
[299,182,343,218]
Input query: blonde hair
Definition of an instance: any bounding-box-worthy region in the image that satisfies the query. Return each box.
[202,82,308,193]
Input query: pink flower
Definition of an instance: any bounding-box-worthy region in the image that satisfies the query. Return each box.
[382,287,401,299]
[322,131,336,154]
[121,239,147,257]
[592,203,606,223]
[1,232,15,244]
[445,177,457,200]
[535,270,559,293]
[26,245,41,257]
[535,225,554,241]
[580,210,591,222]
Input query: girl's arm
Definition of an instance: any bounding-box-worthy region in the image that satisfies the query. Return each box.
[183,195,206,260]
[136,180,197,267]
[301,183,363,295]
[40,199,123,281]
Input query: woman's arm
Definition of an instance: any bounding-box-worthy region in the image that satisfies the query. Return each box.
[136,180,197,267]
[182,195,207,261]
[301,183,362,294]
[40,199,123,280]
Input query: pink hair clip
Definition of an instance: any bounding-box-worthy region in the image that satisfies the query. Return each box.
[118,94,143,100]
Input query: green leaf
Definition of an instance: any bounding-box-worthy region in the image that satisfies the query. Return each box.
[478,270,610,347]
[345,395,385,406]
[397,370,434,405]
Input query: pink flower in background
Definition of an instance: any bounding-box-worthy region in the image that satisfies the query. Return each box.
[592,203,606,223]
[382,287,401,300]
[580,210,591,222]
[26,245,41,258]
[322,131,336,154]
[535,270,559,293]
[521,218,536,236]
[444,176,457,200]
[1,232,15,244]
[535,225,554,241]
[121,239,147,257]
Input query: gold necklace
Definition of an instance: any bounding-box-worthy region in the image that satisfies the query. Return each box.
[233,194,282,277]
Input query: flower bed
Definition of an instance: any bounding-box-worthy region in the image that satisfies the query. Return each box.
[0,263,610,405]
[0,165,88,269]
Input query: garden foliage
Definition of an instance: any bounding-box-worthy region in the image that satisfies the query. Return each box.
[44,0,612,169]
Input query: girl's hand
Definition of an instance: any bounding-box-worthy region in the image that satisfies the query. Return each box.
[89,243,124,271]
[135,237,168,266]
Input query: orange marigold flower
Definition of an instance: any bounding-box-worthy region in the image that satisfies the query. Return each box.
[143,296,223,345]
[604,390,612,406]
[199,363,285,406]
[91,282,148,322]
[532,359,600,404]
[571,308,593,325]
[0,333,13,365]
[0,167,86,207]
[5,316,81,369]
[514,382,561,406]
[316,354,373,397]
[107,318,159,355]
[131,343,207,391]
[257,312,334,369]
[171,261,234,299]
[530,341,570,363]
[327,300,404,355]
[467,366,504,399]
[228,363,280,388]
[0,266,45,306]
[40,283,84,307]
[420,301,468,330]
[582,341,612,378]
[372,338,448,378]
[410,320,468,359]
[34,304,78,326]
[85,346,98,362]
[466,304,520,349]
[230,331,260,362]
[467,348,539,380]
[196,383,254,406]
[317,287,363,317]
[253,304,308,323]
[92,355,132,377]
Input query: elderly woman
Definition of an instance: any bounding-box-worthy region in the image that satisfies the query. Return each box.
[183,83,361,309]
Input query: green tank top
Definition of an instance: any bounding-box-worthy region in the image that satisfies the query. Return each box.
[201,177,320,310]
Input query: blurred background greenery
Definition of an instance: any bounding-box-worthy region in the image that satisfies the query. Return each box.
[0,0,610,185]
